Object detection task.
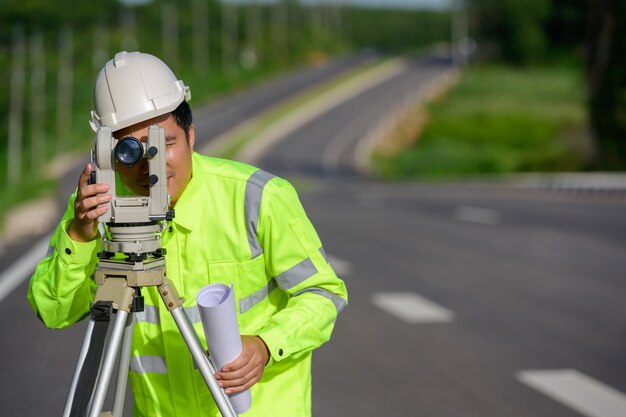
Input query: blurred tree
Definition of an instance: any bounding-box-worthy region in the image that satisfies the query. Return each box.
[349,8,449,53]
[468,0,626,169]
[468,0,551,64]
[585,0,626,169]
[0,0,120,40]
[0,0,456,187]
[545,0,587,59]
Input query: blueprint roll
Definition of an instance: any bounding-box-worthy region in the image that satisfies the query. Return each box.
[196,283,252,414]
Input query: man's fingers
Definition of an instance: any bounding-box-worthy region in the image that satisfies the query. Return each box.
[212,336,267,394]
[76,204,108,221]
[77,163,92,188]
[218,361,253,380]
[221,352,251,373]
[77,183,110,202]
[74,184,111,210]
[77,163,110,198]
[79,194,112,213]
[68,164,110,243]
[218,368,259,394]
[215,354,263,393]
[84,204,109,220]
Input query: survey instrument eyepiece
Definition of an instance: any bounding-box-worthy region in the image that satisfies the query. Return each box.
[114,136,144,167]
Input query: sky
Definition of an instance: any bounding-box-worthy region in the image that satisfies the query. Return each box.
[284,0,455,9]
[328,0,453,9]
[120,0,455,10]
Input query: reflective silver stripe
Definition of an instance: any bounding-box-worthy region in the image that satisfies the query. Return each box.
[294,287,347,315]
[46,246,54,257]
[319,247,328,263]
[275,257,318,290]
[244,170,275,258]
[183,305,201,324]
[129,355,167,374]
[239,279,278,314]
[134,305,160,325]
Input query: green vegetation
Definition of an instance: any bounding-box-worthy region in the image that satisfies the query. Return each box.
[467,0,586,66]
[349,8,451,53]
[0,1,452,211]
[468,0,626,169]
[373,65,588,180]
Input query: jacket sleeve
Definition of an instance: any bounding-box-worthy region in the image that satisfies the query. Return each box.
[254,177,348,363]
[27,193,99,329]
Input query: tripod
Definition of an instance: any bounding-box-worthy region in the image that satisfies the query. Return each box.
[62,253,238,417]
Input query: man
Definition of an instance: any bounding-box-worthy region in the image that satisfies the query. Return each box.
[28,51,347,417]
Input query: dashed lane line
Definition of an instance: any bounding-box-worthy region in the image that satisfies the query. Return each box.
[372,292,455,324]
[327,255,353,277]
[0,234,50,303]
[454,205,500,225]
[518,369,626,417]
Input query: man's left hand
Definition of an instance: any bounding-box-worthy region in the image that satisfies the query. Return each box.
[214,335,269,395]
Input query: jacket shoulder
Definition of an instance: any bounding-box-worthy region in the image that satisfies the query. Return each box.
[193,152,262,183]
[192,152,291,192]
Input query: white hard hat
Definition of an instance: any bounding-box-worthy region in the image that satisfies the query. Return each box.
[90,51,191,132]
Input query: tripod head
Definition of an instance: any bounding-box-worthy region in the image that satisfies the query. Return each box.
[91,124,174,261]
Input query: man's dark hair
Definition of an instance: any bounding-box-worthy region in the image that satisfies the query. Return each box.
[172,100,193,140]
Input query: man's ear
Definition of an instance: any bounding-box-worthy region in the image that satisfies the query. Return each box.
[188,124,195,151]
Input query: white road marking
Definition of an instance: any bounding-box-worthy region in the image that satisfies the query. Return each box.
[326,255,352,276]
[0,234,50,303]
[454,205,500,225]
[371,292,454,323]
[518,369,626,417]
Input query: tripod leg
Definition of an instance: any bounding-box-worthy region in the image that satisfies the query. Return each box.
[63,318,96,417]
[112,313,134,417]
[170,307,238,417]
[87,310,130,417]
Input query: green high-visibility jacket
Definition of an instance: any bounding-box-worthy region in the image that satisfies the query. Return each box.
[28,152,348,417]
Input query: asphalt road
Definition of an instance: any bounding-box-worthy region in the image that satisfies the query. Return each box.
[191,50,380,148]
[2,53,626,417]
[257,56,450,178]
[255,56,626,416]
[304,180,626,417]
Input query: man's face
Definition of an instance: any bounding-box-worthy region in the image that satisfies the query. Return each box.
[114,113,195,208]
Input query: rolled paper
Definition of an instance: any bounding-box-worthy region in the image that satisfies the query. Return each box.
[196,283,252,414]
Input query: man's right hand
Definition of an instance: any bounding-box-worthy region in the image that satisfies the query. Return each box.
[68,163,111,242]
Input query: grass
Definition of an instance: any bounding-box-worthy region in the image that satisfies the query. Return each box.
[373,65,589,180]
